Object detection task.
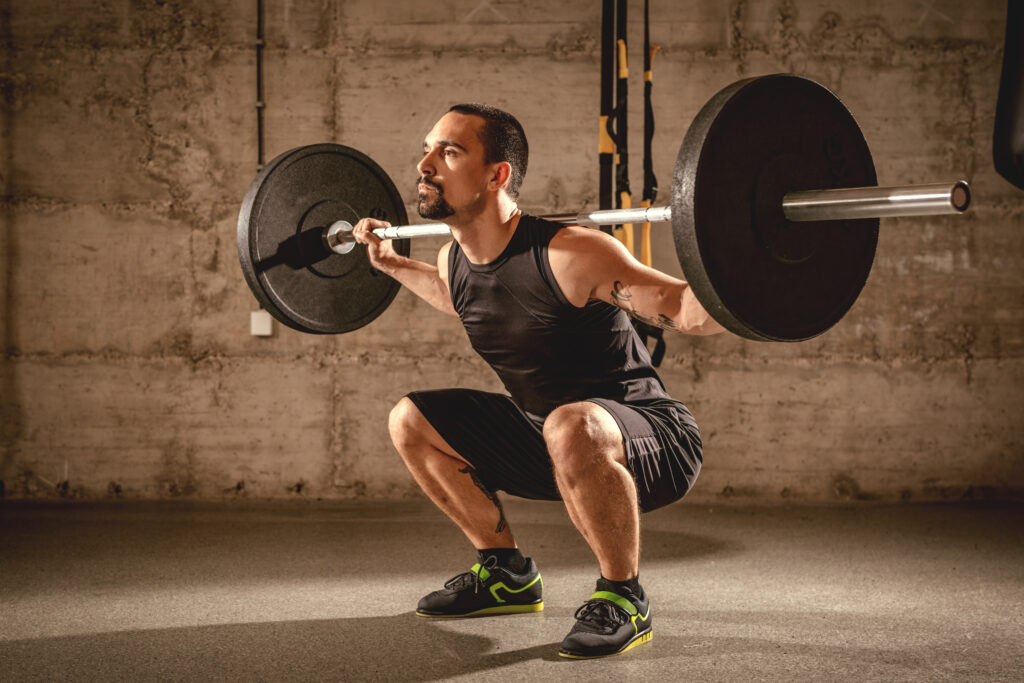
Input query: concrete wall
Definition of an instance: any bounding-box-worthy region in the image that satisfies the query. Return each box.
[1,0,1021,503]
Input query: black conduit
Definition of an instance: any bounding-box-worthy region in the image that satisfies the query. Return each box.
[256,0,265,171]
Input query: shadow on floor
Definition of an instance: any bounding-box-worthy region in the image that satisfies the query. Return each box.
[4,608,1017,681]
[0,612,563,681]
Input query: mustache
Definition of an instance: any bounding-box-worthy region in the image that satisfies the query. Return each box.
[417,177,443,194]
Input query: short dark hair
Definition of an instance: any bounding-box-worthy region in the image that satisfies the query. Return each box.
[448,103,529,200]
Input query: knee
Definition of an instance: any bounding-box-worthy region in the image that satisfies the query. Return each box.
[388,396,426,451]
[543,402,622,477]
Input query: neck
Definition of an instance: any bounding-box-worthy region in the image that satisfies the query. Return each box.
[449,195,521,264]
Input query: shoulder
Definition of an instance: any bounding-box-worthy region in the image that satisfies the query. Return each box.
[549,225,630,263]
[549,224,610,245]
[548,226,629,306]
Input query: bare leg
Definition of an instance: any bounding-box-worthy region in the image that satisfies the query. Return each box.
[543,402,639,581]
[389,397,515,549]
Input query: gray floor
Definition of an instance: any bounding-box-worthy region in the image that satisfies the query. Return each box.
[1,498,1022,681]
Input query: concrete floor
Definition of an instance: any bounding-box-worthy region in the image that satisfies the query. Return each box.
[0,499,1021,682]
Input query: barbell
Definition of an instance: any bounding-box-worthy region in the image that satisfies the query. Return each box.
[237,74,971,342]
[322,183,968,253]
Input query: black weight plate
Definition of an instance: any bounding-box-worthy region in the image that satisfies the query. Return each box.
[237,144,410,334]
[672,74,878,342]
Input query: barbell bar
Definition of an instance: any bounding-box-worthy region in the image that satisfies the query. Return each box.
[322,181,970,255]
[237,74,973,341]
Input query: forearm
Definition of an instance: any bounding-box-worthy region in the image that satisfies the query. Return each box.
[376,255,457,316]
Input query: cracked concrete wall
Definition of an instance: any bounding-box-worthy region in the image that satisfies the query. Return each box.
[1,0,1021,503]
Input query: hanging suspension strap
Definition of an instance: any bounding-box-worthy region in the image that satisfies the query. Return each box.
[612,0,634,254]
[640,0,660,268]
[599,0,616,235]
[635,0,666,366]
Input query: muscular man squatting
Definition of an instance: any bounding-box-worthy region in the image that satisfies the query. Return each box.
[352,103,724,659]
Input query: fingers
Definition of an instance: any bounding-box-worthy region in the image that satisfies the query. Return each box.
[351,217,391,245]
[350,218,398,272]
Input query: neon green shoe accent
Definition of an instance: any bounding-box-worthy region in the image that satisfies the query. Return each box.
[489,572,543,604]
[630,605,652,633]
[416,601,544,618]
[588,590,638,616]
[470,563,491,582]
[557,630,653,659]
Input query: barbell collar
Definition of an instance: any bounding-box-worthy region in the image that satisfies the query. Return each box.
[782,181,970,222]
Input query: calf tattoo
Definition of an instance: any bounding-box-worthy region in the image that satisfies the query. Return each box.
[610,281,677,331]
[459,465,508,533]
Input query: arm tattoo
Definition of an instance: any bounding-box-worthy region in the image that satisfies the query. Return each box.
[459,465,507,533]
[610,281,678,331]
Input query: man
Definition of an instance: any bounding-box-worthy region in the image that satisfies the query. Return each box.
[351,103,724,659]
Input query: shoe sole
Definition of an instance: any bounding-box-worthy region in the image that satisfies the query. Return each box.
[557,628,653,659]
[415,602,544,618]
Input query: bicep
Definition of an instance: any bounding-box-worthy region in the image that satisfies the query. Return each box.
[597,259,725,336]
[594,255,687,332]
[566,230,684,329]
[551,228,722,335]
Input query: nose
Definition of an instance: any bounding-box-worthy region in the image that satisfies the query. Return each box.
[416,150,435,178]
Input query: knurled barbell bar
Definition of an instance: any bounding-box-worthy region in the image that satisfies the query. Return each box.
[237,74,972,341]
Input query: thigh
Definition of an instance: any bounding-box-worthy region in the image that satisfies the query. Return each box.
[405,389,561,502]
[586,397,704,513]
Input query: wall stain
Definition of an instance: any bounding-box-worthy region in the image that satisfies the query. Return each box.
[832,473,879,501]
[159,439,198,497]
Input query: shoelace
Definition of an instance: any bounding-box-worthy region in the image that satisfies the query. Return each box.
[574,598,628,632]
[443,570,483,594]
[443,556,499,595]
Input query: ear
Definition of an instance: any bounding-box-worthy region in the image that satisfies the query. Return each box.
[488,161,513,193]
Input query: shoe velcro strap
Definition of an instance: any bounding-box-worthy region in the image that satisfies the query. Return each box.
[471,563,491,581]
[588,590,638,616]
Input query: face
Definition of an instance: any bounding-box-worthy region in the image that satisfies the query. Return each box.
[416,112,497,221]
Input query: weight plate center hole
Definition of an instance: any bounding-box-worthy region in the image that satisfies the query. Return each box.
[299,199,361,278]
[753,153,823,265]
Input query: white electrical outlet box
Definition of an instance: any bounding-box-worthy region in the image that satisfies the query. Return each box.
[250,310,273,337]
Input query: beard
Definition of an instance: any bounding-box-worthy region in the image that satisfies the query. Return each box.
[416,177,455,220]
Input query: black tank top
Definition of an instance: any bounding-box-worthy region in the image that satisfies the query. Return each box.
[448,213,669,418]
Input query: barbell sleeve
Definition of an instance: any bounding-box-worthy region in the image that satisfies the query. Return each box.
[323,181,970,255]
[782,181,970,222]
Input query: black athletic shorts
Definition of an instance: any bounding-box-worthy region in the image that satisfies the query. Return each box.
[405,389,703,513]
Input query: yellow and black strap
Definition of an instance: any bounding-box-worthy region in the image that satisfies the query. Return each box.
[598,0,615,234]
[635,0,666,366]
[612,0,633,254]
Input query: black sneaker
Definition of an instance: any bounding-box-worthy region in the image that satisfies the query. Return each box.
[416,557,544,618]
[558,585,652,659]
